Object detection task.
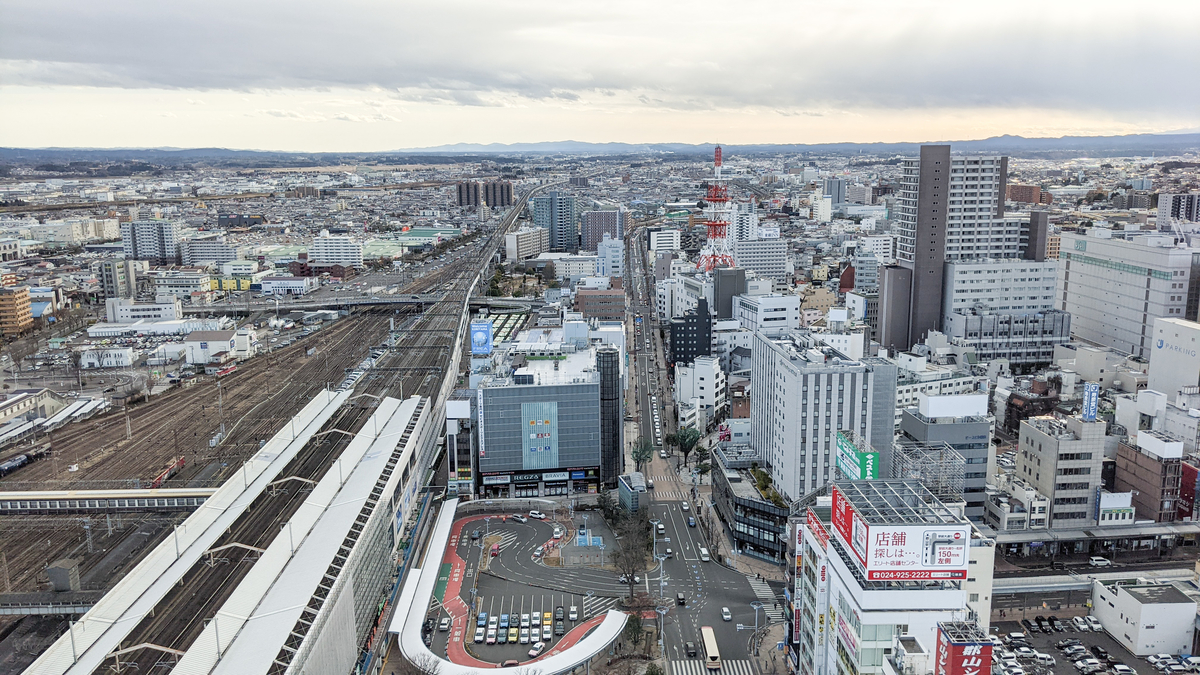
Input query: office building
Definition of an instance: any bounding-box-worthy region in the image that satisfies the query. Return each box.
[1057,231,1200,359]
[853,250,879,290]
[669,298,712,365]
[648,228,682,252]
[943,311,1071,367]
[897,393,992,521]
[1116,431,1182,523]
[750,333,897,501]
[179,235,239,266]
[151,271,213,298]
[731,201,759,242]
[121,219,181,264]
[307,230,363,268]
[733,239,791,280]
[1148,318,1200,400]
[845,291,879,342]
[597,345,623,486]
[790,481,990,675]
[878,147,1010,353]
[846,184,872,205]
[504,226,550,261]
[475,332,621,495]
[483,180,514,208]
[99,259,138,299]
[581,209,626,251]
[1006,184,1053,205]
[575,287,625,321]
[1158,193,1200,224]
[1016,415,1106,528]
[735,293,801,337]
[596,233,624,278]
[822,177,847,206]
[105,297,183,323]
[0,286,33,335]
[941,259,1057,317]
[675,355,726,418]
[532,191,579,252]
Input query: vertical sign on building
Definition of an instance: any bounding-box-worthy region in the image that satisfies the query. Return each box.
[834,431,879,481]
[521,401,559,470]
[470,321,494,356]
[934,624,993,675]
[1082,382,1100,422]
[793,523,804,644]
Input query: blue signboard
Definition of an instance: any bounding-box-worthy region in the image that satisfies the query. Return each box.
[470,321,493,355]
[1082,382,1100,422]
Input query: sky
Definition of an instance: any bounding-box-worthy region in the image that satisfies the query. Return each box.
[1,0,1198,152]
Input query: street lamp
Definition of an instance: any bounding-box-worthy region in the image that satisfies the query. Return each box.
[750,601,764,656]
[598,543,605,567]
[654,554,667,600]
[484,516,491,538]
[648,519,659,558]
[655,606,669,650]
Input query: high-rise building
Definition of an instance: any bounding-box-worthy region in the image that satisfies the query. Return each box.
[179,235,239,265]
[581,209,626,251]
[482,180,513,208]
[1006,184,1053,205]
[307,230,364,268]
[669,298,712,365]
[597,345,624,486]
[647,228,682,252]
[456,181,481,208]
[532,191,579,252]
[1057,231,1200,359]
[732,239,791,280]
[121,219,180,264]
[596,233,624,277]
[1016,414,1106,528]
[749,333,897,501]
[0,286,33,335]
[878,147,1028,353]
[99,259,137,299]
[504,227,549,261]
[822,177,847,206]
[1158,193,1200,224]
[896,393,992,521]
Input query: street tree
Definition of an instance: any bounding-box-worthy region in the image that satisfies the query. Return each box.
[631,436,654,471]
[613,512,650,600]
[675,427,702,466]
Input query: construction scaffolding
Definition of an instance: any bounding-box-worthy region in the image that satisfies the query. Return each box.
[891,440,966,505]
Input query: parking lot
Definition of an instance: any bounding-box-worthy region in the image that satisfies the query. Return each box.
[992,618,1162,675]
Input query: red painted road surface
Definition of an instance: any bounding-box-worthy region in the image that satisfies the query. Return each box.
[442,515,614,668]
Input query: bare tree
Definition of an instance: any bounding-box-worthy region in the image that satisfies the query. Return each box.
[613,511,650,600]
[392,651,443,675]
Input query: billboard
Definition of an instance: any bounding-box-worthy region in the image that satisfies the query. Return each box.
[807,508,830,550]
[934,624,992,675]
[470,321,493,355]
[830,485,970,580]
[757,226,781,239]
[1082,382,1100,422]
[521,401,559,470]
[834,432,880,481]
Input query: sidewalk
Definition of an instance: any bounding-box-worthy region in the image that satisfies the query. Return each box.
[692,471,787,583]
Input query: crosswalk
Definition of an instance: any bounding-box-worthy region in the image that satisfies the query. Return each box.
[670,659,755,675]
[653,490,689,500]
[583,595,621,616]
[747,576,784,621]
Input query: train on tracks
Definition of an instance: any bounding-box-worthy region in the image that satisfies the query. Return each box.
[0,487,217,514]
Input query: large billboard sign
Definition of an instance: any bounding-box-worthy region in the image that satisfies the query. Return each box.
[807,508,830,550]
[521,401,559,470]
[830,485,970,580]
[470,321,493,355]
[835,432,879,481]
[935,624,993,675]
[1082,382,1100,422]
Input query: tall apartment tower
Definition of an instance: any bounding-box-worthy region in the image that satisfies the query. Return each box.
[597,345,624,486]
[99,259,137,299]
[532,191,579,252]
[581,209,626,251]
[121,219,180,264]
[1159,193,1200,224]
[456,181,481,207]
[879,147,1008,353]
[482,180,513,208]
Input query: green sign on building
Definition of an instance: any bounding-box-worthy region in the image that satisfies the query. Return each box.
[835,431,879,481]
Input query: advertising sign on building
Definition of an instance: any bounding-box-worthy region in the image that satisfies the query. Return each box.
[807,508,830,550]
[834,432,880,481]
[470,321,494,355]
[757,226,781,239]
[521,401,559,470]
[1082,382,1100,422]
[830,485,970,580]
[934,624,993,675]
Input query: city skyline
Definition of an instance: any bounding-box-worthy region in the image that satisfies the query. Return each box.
[2,0,1198,151]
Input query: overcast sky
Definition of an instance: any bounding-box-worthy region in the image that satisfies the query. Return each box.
[1,0,1197,151]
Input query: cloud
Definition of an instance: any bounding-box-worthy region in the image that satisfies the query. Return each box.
[0,0,1196,120]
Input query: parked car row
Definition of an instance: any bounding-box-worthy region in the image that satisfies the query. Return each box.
[471,608,573,648]
[1018,614,1102,634]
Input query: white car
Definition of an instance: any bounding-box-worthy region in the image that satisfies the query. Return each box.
[1085,616,1103,631]
[1072,616,1089,631]
[474,627,485,643]
[511,514,529,523]
[528,641,546,658]
[1111,666,1137,675]
[529,510,547,520]
[681,502,690,512]
[520,613,531,627]
[568,606,578,621]
[721,607,732,622]
[1014,647,1036,658]
[1089,556,1112,567]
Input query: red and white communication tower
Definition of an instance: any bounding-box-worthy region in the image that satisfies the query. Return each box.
[695,145,735,272]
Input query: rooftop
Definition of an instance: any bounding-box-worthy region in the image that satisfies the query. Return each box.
[1122,584,1194,605]
[833,480,967,526]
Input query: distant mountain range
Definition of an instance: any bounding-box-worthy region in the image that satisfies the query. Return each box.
[3,132,1199,166]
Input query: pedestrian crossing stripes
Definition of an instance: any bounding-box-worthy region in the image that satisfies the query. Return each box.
[747,576,784,622]
[653,491,688,500]
[583,596,621,616]
[671,659,754,675]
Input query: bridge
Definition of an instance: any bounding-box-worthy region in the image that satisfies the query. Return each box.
[180,294,544,315]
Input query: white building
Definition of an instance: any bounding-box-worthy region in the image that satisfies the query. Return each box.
[596,233,624,278]
[184,330,237,365]
[711,319,755,372]
[655,279,677,320]
[536,253,596,282]
[505,226,549,261]
[1147,317,1200,399]
[674,356,726,415]
[179,235,239,265]
[734,293,801,337]
[942,258,1058,317]
[260,276,320,296]
[750,333,897,501]
[1058,231,1198,359]
[858,235,896,264]
[892,352,988,427]
[733,239,791,280]
[731,202,758,242]
[151,271,212,298]
[221,260,259,276]
[307,230,363,268]
[121,219,181,263]
[80,348,134,369]
[648,229,681,252]
[794,481,988,675]
[105,297,183,323]
[1090,581,1196,656]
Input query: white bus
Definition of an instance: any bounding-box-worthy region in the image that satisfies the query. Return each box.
[700,626,721,670]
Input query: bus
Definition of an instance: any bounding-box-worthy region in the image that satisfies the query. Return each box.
[700,626,721,670]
